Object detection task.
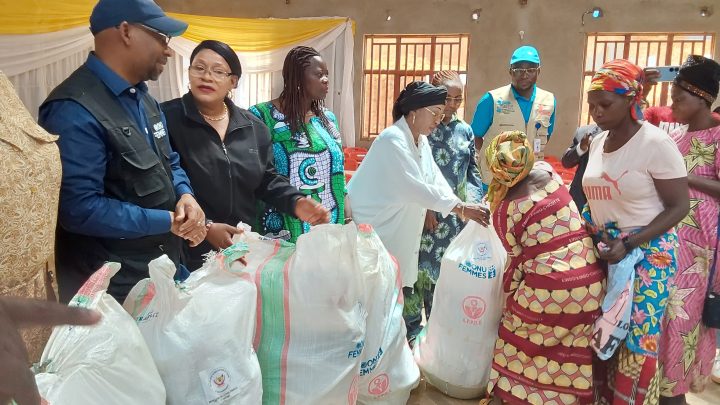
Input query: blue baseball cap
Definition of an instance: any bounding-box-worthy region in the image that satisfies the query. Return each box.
[510,46,541,66]
[90,0,188,37]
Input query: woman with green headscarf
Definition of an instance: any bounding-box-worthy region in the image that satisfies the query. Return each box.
[482,130,605,405]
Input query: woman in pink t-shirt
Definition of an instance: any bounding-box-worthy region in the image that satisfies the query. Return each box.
[584,59,690,405]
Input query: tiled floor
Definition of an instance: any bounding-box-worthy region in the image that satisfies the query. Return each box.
[408,376,720,404]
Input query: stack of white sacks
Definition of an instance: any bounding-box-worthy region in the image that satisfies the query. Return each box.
[34,223,436,404]
[33,221,507,403]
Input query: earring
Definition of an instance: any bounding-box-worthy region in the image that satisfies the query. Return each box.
[227,90,234,100]
[412,113,416,125]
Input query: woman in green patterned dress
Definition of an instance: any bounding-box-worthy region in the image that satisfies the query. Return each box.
[250,46,346,242]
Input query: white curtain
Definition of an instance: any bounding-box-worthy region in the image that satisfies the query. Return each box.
[0,20,355,146]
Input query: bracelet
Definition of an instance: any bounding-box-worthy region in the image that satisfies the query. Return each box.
[455,203,466,220]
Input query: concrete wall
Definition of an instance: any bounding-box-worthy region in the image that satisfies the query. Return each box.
[158,0,720,156]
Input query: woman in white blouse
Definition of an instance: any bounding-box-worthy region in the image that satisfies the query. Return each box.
[347,81,489,343]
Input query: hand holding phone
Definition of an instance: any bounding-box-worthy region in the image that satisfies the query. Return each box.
[654,66,681,82]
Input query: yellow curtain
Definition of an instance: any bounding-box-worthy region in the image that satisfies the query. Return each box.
[0,0,96,34]
[170,13,352,52]
[0,2,353,51]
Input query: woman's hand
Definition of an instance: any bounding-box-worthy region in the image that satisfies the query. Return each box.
[456,203,490,227]
[642,68,661,99]
[205,223,243,250]
[295,197,330,225]
[597,238,627,264]
[579,131,593,152]
[423,211,439,232]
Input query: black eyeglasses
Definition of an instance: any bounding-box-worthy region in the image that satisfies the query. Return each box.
[510,67,540,76]
[134,23,171,46]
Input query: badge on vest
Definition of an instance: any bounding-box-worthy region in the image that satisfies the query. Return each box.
[533,138,542,153]
[495,98,514,114]
[534,104,552,127]
[152,122,167,139]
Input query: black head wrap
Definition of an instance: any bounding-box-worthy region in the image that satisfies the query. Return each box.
[674,55,720,104]
[190,40,242,78]
[392,81,448,121]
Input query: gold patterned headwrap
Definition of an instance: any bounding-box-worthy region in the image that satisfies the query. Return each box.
[484,130,535,212]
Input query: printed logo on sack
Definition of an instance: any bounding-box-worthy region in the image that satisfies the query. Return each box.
[136,310,159,323]
[209,368,230,394]
[458,261,497,279]
[348,340,364,359]
[472,241,491,261]
[359,347,384,376]
[462,296,486,326]
[348,375,359,404]
[368,373,390,396]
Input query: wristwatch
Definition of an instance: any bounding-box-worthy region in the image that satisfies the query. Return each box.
[205,219,214,229]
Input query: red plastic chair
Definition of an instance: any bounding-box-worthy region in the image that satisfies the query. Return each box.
[344,147,368,163]
[345,155,359,171]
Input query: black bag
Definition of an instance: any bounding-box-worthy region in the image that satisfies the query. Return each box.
[701,217,720,329]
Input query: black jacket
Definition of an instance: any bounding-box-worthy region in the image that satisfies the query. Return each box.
[561,124,602,211]
[162,93,302,269]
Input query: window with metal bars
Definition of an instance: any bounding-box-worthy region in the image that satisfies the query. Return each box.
[579,33,716,125]
[361,34,470,140]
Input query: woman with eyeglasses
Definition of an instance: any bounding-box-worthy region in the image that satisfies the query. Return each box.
[348,81,490,341]
[161,40,329,270]
[405,71,484,343]
[249,46,347,242]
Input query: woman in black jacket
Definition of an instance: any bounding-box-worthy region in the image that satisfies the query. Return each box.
[162,40,329,269]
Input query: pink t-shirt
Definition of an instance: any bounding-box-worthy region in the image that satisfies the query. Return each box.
[643,106,686,135]
[582,121,687,231]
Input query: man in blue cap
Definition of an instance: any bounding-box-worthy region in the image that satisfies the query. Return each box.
[470,45,556,191]
[39,0,206,302]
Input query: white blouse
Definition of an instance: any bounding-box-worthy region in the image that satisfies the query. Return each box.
[348,117,461,287]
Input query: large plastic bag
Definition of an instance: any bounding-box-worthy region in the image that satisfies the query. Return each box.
[238,224,367,405]
[123,248,262,405]
[35,263,166,405]
[356,224,420,405]
[413,221,506,399]
[591,247,643,360]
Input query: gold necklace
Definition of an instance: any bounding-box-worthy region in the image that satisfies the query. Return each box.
[200,103,228,122]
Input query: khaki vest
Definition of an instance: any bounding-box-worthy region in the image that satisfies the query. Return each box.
[479,85,555,184]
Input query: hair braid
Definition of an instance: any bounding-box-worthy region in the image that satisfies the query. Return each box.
[279,46,331,135]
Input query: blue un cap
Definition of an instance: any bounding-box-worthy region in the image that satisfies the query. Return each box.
[510,46,541,66]
[90,0,188,37]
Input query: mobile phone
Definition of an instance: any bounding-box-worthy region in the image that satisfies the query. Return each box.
[654,66,681,82]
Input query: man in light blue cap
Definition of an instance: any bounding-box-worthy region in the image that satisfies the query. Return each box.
[39,0,206,302]
[471,45,557,191]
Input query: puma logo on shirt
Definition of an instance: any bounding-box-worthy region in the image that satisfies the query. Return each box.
[583,170,629,201]
[600,170,629,195]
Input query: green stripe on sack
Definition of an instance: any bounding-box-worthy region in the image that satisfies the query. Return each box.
[257,243,295,405]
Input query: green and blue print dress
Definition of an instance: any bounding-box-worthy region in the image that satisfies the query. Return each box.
[249,102,345,242]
